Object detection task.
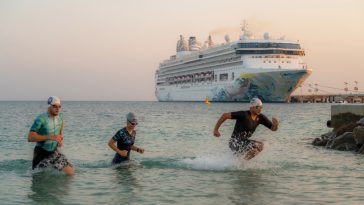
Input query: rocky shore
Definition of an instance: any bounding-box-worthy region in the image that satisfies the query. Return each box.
[312,105,364,153]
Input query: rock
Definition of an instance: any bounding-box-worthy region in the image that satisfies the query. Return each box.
[353,126,364,145]
[326,132,357,151]
[323,131,336,140]
[358,145,364,154]
[312,131,336,146]
[357,117,364,125]
[331,142,358,151]
[331,112,363,129]
[312,137,328,146]
[331,104,364,129]
[335,123,359,136]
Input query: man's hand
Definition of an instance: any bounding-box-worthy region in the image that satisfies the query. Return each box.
[213,113,231,138]
[272,117,279,125]
[213,129,221,137]
[118,150,128,157]
[137,147,145,154]
[51,135,63,143]
[272,117,279,131]
[57,141,63,147]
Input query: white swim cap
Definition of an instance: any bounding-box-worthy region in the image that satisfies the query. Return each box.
[47,96,61,106]
[126,112,137,123]
[250,97,263,107]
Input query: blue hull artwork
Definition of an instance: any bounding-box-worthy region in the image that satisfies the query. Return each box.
[210,69,311,102]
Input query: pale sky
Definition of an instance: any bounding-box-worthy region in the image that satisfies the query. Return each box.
[0,0,363,100]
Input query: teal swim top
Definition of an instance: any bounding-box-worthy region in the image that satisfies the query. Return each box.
[30,112,64,152]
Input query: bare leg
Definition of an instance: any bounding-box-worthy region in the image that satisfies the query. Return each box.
[244,141,264,160]
[63,166,74,176]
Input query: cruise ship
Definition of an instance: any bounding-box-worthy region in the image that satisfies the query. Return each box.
[155,24,312,102]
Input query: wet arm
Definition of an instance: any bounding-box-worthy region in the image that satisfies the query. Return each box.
[57,122,64,147]
[131,145,144,154]
[271,117,279,131]
[131,145,138,152]
[60,122,64,135]
[214,113,232,131]
[28,132,54,142]
[131,145,144,153]
[108,138,127,156]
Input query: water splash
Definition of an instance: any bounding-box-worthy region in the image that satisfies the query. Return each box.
[178,142,280,171]
[180,152,242,171]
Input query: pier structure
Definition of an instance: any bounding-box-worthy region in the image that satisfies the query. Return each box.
[290,82,363,103]
[290,94,364,103]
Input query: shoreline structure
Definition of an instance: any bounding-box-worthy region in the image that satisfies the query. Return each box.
[312,104,364,153]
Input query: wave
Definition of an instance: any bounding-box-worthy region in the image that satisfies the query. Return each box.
[0,144,283,174]
[0,159,31,173]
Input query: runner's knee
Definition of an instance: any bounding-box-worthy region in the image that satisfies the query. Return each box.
[254,142,264,151]
[63,166,74,176]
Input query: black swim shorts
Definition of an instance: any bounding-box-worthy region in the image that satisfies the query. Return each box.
[229,138,257,154]
[32,146,72,171]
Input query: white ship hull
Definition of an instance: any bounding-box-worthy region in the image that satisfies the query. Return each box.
[156,68,311,102]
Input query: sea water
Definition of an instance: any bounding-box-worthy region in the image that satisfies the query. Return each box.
[0,101,364,205]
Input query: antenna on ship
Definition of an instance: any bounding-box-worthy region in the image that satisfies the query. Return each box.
[240,19,253,40]
[241,19,247,35]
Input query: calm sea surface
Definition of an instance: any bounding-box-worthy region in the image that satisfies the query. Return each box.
[0,101,364,205]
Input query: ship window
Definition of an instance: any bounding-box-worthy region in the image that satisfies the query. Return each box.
[237,42,301,49]
[220,73,228,81]
[236,50,303,55]
[232,72,234,80]
[215,75,217,82]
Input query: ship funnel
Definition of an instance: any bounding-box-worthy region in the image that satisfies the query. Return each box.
[189,36,201,51]
[176,35,189,52]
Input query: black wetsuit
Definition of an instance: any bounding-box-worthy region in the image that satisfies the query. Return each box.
[112,127,136,164]
[229,111,272,153]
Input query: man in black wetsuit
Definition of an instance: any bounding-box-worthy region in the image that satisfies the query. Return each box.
[213,98,279,160]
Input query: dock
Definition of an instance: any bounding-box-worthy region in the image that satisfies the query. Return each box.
[290,94,364,103]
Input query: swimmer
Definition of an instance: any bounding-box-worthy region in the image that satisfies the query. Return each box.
[28,96,74,175]
[108,112,144,164]
[213,98,279,160]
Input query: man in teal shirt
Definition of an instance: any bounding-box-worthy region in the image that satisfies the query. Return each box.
[28,96,74,175]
